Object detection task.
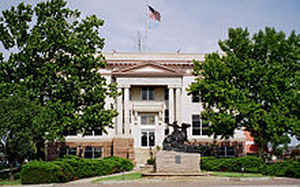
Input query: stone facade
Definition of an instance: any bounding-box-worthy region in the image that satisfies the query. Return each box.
[60,53,254,166]
[155,151,201,173]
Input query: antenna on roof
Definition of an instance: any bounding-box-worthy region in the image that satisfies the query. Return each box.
[112,49,117,54]
[176,48,181,54]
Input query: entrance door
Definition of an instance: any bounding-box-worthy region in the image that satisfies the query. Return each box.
[139,113,156,147]
[141,129,155,147]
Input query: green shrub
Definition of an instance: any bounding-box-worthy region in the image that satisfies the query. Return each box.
[236,156,264,173]
[262,161,300,178]
[201,156,264,172]
[285,161,300,178]
[201,157,217,171]
[21,156,135,184]
[201,156,299,178]
[52,161,75,182]
[21,161,63,184]
[102,156,134,172]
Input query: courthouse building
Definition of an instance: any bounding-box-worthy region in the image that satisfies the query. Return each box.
[58,52,254,165]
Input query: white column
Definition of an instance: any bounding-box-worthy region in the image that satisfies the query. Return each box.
[124,86,130,135]
[116,87,123,135]
[168,87,174,124]
[175,88,181,123]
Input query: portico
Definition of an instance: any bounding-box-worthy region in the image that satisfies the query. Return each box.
[115,76,183,148]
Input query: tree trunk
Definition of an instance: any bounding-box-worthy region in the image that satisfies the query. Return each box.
[36,140,45,160]
[257,141,267,161]
[9,162,14,181]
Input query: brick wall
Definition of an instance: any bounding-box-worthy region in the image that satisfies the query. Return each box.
[47,138,135,162]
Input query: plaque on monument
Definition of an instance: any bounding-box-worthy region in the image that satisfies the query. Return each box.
[175,155,181,164]
[155,121,201,173]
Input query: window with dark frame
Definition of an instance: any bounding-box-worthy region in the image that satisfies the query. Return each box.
[164,109,169,123]
[84,128,93,136]
[217,146,235,157]
[63,128,77,136]
[164,88,169,100]
[192,114,209,136]
[93,147,102,158]
[141,87,155,101]
[141,130,155,147]
[192,92,200,103]
[94,127,103,136]
[84,127,103,136]
[84,146,102,159]
[141,114,155,125]
[141,132,148,147]
[192,114,201,135]
[84,146,93,158]
[67,147,77,156]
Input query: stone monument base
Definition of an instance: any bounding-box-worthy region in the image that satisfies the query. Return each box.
[155,151,201,173]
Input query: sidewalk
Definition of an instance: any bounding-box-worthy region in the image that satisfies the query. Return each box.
[66,170,137,184]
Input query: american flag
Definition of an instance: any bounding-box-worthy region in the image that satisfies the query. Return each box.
[148,5,161,22]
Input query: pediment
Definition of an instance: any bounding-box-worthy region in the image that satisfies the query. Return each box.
[111,62,183,77]
[120,62,178,73]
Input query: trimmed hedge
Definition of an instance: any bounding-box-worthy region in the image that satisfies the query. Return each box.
[21,156,134,184]
[262,161,300,178]
[21,161,63,184]
[102,156,134,172]
[201,156,300,178]
[201,156,264,173]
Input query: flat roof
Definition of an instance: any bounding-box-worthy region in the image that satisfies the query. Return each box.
[103,52,205,61]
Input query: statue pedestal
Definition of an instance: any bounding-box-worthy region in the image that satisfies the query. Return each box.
[155,151,201,173]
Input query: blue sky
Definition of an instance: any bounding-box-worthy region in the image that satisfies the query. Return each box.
[1,0,299,54]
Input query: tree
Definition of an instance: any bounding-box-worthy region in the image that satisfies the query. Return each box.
[189,27,300,157]
[0,0,118,161]
[0,94,42,180]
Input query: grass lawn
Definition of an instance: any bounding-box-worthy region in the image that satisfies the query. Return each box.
[0,179,21,185]
[93,173,142,183]
[211,171,264,178]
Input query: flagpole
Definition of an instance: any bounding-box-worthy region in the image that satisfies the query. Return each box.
[144,0,149,52]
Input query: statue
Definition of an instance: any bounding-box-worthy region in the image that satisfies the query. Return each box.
[162,121,200,153]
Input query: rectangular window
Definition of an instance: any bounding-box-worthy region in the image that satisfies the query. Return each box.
[141,130,155,147]
[141,132,148,147]
[141,114,155,125]
[192,93,200,103]
[192,114,209,136]
[94,127,103,136]
[217,146,235,157]
[164,88,169,100]
[141,87,155,101]
[93,147,102,158]
[84,146,102,159]
[84,127,103,136]
[192,115,201,135]
[59,146,77,157]
[64,128,77,136]
[149,132,155,147]
[84,128,93,136]
[67,147,77,156]
[84,146,93,158]
[164,109,169,123]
